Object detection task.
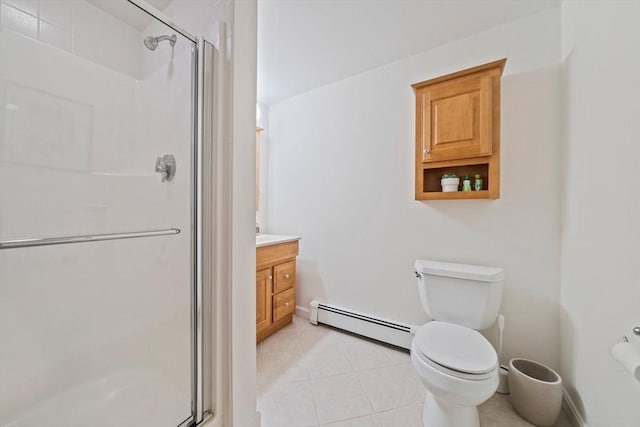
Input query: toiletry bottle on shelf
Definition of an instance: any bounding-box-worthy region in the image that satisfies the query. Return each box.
[474,174,483,191]
[462,175,471,192]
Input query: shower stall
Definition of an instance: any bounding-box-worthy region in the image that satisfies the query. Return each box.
[0,0,217,425]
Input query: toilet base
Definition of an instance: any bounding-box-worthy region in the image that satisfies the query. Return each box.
[423,390,479,427]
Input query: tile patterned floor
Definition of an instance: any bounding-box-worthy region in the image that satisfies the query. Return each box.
[257,316,574,427]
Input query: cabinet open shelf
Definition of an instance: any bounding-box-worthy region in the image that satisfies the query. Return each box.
[420,190,491,200]
[416,156,499,200]
[422,163,489,193]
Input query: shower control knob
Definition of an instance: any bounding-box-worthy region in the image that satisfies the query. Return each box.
[155,154,176,182]
[633,327,640,336]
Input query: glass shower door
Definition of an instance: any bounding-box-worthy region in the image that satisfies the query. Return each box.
[0,1,197,425]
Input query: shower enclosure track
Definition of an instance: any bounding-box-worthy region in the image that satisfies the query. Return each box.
[0,228,181,249]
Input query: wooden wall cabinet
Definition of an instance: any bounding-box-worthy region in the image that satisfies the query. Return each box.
[256,240,299,342]
[412,59,506,200]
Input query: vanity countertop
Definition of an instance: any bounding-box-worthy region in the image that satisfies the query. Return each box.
[256,234,301,248]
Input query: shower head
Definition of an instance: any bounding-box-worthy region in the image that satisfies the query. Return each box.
[143,34,177,51]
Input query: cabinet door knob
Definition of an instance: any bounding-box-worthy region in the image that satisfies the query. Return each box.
[423,148,430,154]
[268,275,273,280]
[284,301,290,307]
[284,273,290,279]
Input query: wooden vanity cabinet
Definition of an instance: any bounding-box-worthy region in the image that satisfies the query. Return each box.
[412,58,506,200]
[256,240,299,342]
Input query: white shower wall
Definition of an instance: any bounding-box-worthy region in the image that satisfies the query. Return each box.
[0,2,196,425]
[0,0,142,78]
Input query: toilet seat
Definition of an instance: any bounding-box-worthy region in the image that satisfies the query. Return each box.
[413,321,497,381]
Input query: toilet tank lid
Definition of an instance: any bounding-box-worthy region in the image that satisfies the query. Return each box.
[414,260,505,282]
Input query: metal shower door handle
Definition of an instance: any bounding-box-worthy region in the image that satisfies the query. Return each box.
[155,154,176,182]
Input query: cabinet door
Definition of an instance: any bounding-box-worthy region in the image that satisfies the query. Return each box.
[417,75,492,162]
[273,260,296,294]
[273,288,295,322]
[256,268,272,334]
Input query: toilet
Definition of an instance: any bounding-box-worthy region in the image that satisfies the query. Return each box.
[411,260,505,427]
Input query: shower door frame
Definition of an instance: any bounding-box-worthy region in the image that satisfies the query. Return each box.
[126,1,213,425]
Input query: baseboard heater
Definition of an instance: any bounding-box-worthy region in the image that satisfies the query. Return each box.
[309,300,418,350]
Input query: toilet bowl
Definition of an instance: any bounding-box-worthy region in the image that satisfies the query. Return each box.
[412,260,505,427]
[411,321,498,427]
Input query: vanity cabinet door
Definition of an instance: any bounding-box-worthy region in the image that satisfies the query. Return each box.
[273,261,295,294]
[256,268,273,334]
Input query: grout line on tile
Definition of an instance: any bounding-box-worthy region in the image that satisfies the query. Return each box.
[307,379,321,427]
[353,370,377,417]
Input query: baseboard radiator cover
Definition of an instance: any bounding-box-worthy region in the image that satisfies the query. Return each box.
[309,300,417,349]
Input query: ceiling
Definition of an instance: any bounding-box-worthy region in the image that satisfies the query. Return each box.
[257,0,561,104]
[86,0,173,30]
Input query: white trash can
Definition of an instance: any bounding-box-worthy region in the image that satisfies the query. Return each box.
[508,358,563,427]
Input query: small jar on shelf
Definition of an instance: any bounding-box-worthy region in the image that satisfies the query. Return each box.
[474,174,483,191]
[462,175,472,192]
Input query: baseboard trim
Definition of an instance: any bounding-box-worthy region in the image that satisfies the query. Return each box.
[295,305,310,319]
[562,388,587,427]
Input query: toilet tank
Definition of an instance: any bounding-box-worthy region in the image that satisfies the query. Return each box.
[414,260,505,330]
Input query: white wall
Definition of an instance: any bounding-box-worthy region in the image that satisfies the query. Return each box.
[229,0,260,426]
[268,9,562,370]
[256,101,269,232]
[0,0,141,78]
[560,2,640,426]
